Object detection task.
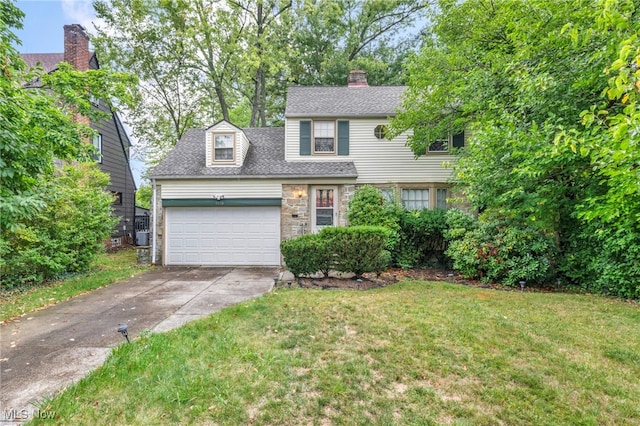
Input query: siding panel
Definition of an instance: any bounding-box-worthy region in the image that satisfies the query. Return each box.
[285,118,456,183]
[160,180,282,199]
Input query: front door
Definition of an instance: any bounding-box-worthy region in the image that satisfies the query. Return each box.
[312,186,337,233]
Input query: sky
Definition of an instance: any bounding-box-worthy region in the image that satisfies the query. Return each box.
[14,0,145,186]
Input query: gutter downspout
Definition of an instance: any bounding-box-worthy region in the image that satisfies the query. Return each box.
[151,178,158,265]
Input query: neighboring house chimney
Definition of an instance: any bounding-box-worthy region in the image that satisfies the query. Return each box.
[64,24,89,71]
[348,70,368,87]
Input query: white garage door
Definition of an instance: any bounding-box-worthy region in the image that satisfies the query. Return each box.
[165,207,280,266]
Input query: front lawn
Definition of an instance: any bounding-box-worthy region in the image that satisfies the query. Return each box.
[31,281,640,425]
[0,249,150,322]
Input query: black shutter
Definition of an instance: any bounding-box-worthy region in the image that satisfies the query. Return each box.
[300,120,312,155]
[337,120,349,155]
[452,131,465,148]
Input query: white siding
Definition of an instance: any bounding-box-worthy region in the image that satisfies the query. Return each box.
[205,121,249,167]
[159,179,282,199]
[285,118,456,184]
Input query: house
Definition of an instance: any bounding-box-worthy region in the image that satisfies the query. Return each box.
[21,24,137,247]
[149,70,464,266]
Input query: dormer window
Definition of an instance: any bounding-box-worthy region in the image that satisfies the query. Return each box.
[313,120,335,153]
[213,133,235,162]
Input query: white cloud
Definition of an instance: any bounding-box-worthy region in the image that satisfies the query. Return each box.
[61,0,103,34]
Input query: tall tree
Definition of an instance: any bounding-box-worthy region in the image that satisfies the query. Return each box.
[391,0,640,294]
[0,0,133,230]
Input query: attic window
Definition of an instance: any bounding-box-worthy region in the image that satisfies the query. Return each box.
[213,133,235,162]
[374,125,388,140]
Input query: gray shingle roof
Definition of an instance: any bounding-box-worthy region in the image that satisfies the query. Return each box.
[285,85,406,118]
[21,53,65,73]
[149,127,358,179]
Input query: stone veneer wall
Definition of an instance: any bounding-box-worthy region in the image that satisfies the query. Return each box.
[338,184,356,227]
[281,184,310,241]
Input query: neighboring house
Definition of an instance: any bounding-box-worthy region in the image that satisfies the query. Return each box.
[149,70,464,266]
[21,24,137,247]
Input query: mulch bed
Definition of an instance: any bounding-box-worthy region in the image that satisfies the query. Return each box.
[277,268,557,293]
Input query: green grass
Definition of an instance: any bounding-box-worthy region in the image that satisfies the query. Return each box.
[0,249,151,322]
[31,281,640,425]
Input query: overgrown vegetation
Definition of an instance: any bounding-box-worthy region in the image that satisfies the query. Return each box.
[390,0,640,298]
[1,165,118,289]
[0,3,133,290]
[30,281,640,425]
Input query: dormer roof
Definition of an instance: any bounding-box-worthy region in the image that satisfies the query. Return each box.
[284,85,406,118]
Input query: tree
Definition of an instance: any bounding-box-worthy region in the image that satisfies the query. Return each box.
[1,1,132,286]
[0,1,133,231]
[391,0,640,295]
[93,0,429,162]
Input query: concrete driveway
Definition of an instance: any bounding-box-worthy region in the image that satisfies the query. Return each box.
[0,266,277,422]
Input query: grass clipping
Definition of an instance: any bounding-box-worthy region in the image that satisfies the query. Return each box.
[33,281,640,426]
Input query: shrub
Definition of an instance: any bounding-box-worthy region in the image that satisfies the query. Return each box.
[396,208,448,268]
[347,185,401,250]
[444,210,557,286]
[0,164,117,288]
[320,226,391,278]
[280,233,332,278]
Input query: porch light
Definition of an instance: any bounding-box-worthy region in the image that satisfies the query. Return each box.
[297,190,304,198]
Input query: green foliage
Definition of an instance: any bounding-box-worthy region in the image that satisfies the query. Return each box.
[391,0,640,297]
[136,183,152,210]
[396,208,448,269]
[347,185,401,243]
[445,210,557,286]
[281,226,392,279]
[320,226,391,278]
[0,164,118,288]
[280,234,332,279]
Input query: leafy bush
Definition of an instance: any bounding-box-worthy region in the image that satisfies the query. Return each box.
[280,233,332,279]
[347,185,401,249]
[559,222,640,299]
[0,164,117,288]
[444,210,557,286]
[320,226,391,278]
[396,209,448,268]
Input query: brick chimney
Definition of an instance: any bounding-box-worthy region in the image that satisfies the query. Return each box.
[348,70,368,87]
[64,24,89,71]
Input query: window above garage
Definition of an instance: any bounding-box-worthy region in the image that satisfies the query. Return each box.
[205,120,249,167]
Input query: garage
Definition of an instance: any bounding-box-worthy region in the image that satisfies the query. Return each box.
[165,206,281,266]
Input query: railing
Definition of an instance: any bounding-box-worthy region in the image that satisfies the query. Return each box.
[135,215,149,232]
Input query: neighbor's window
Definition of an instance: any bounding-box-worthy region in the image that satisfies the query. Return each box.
[314,121,335,153]
[112,192,123,205]
[402,189,430,210]
[92,133,102,163]
[374,124,388,140]
[436,188,448,210]
[213,133,235,161]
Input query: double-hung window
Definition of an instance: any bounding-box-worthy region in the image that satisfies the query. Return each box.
[314,121,335,153]
[213,133,235,162]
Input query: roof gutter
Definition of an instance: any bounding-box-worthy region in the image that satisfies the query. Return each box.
[148,173,358,180]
